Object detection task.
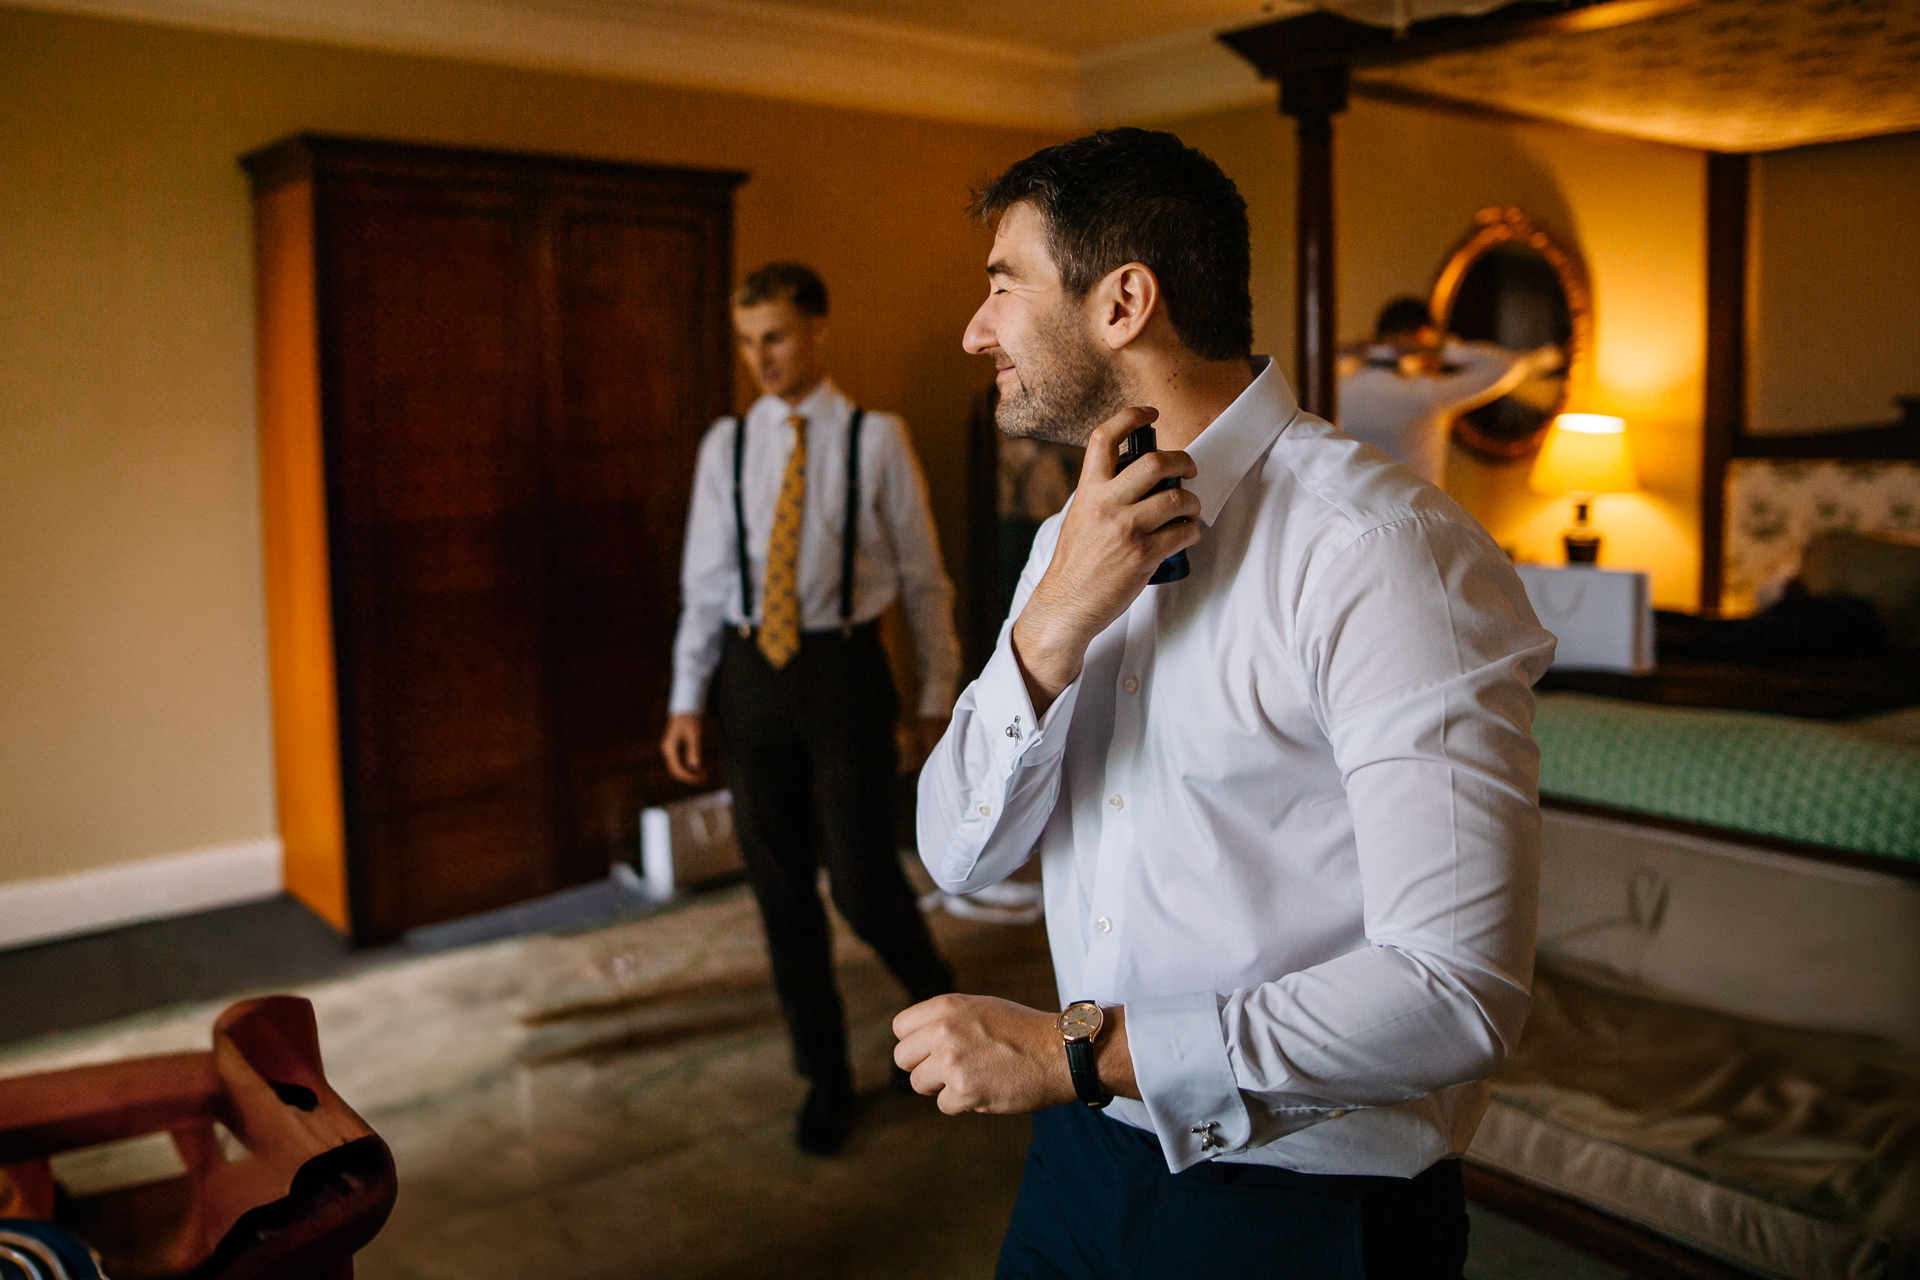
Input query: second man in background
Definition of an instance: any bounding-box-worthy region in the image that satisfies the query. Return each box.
[662,262,960,1155]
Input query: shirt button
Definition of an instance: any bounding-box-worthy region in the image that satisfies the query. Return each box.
[1096,916,1113,933]
[978,804,992,817]
[1108,794,1124,810]
[1122,677,1139,694]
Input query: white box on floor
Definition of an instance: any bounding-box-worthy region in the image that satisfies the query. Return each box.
[1514,564,1655,673]
[640,790,744,898]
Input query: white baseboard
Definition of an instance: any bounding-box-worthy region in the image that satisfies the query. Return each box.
[0,838,284,950]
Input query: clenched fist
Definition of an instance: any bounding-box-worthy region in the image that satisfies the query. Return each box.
[893,993,1136,1115]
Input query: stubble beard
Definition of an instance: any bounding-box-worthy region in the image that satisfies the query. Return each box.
[995,301,1129,446]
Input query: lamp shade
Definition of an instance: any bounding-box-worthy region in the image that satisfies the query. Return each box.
[1529,414,1637,494]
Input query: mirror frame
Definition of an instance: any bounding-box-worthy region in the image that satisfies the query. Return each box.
[1429,206,1592,460]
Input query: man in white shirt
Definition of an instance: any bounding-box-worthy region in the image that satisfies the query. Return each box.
[894,130,1555,1275]
[1338,296,1563,486]
[663,262,960,1155]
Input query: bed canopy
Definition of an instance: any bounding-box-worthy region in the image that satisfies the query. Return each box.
[1217,0,1920,608]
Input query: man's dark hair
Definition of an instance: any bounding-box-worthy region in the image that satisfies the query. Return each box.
[971,128,1253,362]
[1375,296,1435,339]
[735,262,829,317]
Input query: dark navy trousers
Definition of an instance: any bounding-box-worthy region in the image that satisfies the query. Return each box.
[996,1103,1469,1280]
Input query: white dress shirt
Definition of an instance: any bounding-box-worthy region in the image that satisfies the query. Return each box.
[670,379,960,719]
[918,357,1556,1177]
[1338,340,1544,485]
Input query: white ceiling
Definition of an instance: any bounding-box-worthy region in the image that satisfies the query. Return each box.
[736,0,1278,55]
[5,0,1287,128]
[30,0,1906,149]
[758,0,1554,50]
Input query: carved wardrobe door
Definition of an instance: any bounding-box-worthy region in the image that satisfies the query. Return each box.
[247,135,741,943]
[544,186,736,890]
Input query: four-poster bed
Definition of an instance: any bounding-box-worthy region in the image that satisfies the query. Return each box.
[1207,5,1920,1277]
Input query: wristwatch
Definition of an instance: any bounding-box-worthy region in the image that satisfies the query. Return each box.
[1058,1000,1112,1109]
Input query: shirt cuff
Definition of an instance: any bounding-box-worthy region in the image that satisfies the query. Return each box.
[1127,991,1252,1174]
[930,641,1078,887]
[971,638,1078,771]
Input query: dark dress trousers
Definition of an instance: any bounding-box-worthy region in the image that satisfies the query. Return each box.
[715,621,953,1090]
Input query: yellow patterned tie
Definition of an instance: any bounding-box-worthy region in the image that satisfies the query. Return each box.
[757,413,808,668]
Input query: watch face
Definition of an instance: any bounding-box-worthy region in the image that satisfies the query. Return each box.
[1059,1001,1103,1041]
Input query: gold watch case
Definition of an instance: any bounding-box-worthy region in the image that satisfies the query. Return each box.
[1058,1000,1104,1043]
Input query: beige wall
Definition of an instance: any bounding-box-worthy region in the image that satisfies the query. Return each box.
[0,6,1055,887]
[1168,97,1707,608]
[1,5,1810,893]
[1751,130,1920,435]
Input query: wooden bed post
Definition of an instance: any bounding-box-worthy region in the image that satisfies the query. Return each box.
[1282,65,1349,422]
[1701,151,1750,613]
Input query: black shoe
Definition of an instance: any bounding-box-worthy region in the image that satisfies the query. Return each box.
[795,1084,853,1155]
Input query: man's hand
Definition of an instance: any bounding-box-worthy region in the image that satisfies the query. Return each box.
[893,995,1073,1115]
[661,712,706,785]
[906,716,949,772]
[893,994,1137,1115]
[1010,407,1200,715]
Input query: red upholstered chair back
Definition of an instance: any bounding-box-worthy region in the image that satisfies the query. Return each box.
[0,995,396,1280]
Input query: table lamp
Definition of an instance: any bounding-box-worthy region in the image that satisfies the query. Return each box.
[1529,414,1636,564]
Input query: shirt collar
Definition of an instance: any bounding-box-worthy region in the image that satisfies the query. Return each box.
[1183,356,1298,526]
[756,377,842,426]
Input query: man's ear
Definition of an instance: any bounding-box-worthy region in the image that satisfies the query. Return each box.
[806,314,831,348]
[1093,263,1160,353]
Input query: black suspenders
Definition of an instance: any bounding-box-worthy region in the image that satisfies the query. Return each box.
[732,413,754,637]
[733,407,866,637]
[839,408,864,632]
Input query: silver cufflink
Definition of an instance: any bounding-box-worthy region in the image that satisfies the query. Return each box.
[1191,1121,1223,1151]
[1005,715,1022,741]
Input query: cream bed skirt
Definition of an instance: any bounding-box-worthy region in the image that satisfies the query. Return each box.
[1468,1098,1895,1279]
[1488,812,1920,1278]
[1538,807,1920,1046]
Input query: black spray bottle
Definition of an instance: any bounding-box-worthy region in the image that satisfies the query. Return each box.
[1114,423,1190,585]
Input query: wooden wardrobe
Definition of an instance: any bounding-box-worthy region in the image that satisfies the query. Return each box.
[244,135,744,943]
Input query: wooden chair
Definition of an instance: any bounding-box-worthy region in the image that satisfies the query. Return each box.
[0,996,395,1279]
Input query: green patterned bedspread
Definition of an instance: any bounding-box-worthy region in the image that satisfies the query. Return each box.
[1534,694,1920,863]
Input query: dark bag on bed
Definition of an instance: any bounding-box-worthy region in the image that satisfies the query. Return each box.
[1657,595,1883,661]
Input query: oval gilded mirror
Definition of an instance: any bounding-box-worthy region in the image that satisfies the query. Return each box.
[1431,207,1591,459]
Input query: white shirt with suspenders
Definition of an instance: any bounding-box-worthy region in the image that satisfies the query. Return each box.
[669,378,960,719]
